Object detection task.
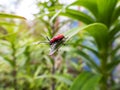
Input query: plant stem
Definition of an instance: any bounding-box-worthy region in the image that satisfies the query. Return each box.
[51,62,55,90]
[100,49,108,90]
[11,43,17,90]
[50,54,56,90]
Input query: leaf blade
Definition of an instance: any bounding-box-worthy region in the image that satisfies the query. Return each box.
[70,72,101,90]
[0,13,26,19]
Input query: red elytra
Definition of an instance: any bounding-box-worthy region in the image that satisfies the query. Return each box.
[50,34,65,45]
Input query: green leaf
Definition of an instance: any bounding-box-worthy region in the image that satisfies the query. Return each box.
[0,55,14,67]
[107,55,120,73]
[0,22,16,26]
[61,9,95,24]
[0,32,17,40]
[97,0,117,26]
[79,44,99,57]
[54,75,72,85]
[111,5,120,24]
[70,0,98,18]
[111,45,120,57]
[50,9,62,24]
[70,72,101,90]
[75,49,101,73]
[37,11,55,18]
[0,13,26,19]
[81,74,101,90]
[64,23,108,50]
[35,74,72,85]
[109,21,120,41]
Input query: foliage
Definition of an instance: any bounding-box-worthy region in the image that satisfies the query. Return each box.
[70,71,101,90]
[0,0,120,90]
[60,0,120,90]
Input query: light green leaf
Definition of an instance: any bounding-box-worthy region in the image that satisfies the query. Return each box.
[36,11,55,18]
[97,0,117,26]
[64,23,108,50]
[54,75,72,85]
[0,22,16,26]
[50,9,62,24]
[0,55,14,67]
[35,74,72,85]
[0,13,26,19]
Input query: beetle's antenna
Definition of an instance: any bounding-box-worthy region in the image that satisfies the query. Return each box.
[37,41,49,44]
[32,41,49,45]
[46,36,50,41]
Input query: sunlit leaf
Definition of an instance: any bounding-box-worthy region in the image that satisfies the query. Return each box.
[0,13,26,19]
[97,0,117,26]
[64,23,108,50]
[0,22,16,26]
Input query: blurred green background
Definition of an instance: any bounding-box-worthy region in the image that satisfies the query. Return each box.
[0,0,120,90]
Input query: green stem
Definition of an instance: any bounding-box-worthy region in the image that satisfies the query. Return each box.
[51,62,55,90]
[100,49,108,90]
[11,43,17,90]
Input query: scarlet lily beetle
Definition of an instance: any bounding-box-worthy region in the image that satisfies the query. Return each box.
[36,34,66,55]
[37,34,65,45]
[49,34,65,45]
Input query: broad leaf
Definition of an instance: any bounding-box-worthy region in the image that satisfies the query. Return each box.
[70,0,98,18]
[97,0,117,26]
[64,23,108,50]
[70,72,101,90]
[61,9,95,24]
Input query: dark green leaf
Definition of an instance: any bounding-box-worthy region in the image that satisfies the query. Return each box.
[81,74,101,90]
[109,21,120,41]
[70,72,101,90]
[70,0,98,18]
[75,49,101,73]
[79,44,99,57]
[107,55,120,73]
[61,9,95,24]
[111,5,120,24]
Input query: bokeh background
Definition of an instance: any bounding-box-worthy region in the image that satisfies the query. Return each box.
[0,0,120,90]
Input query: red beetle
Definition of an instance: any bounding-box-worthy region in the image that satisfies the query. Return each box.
[49,34,65,45]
